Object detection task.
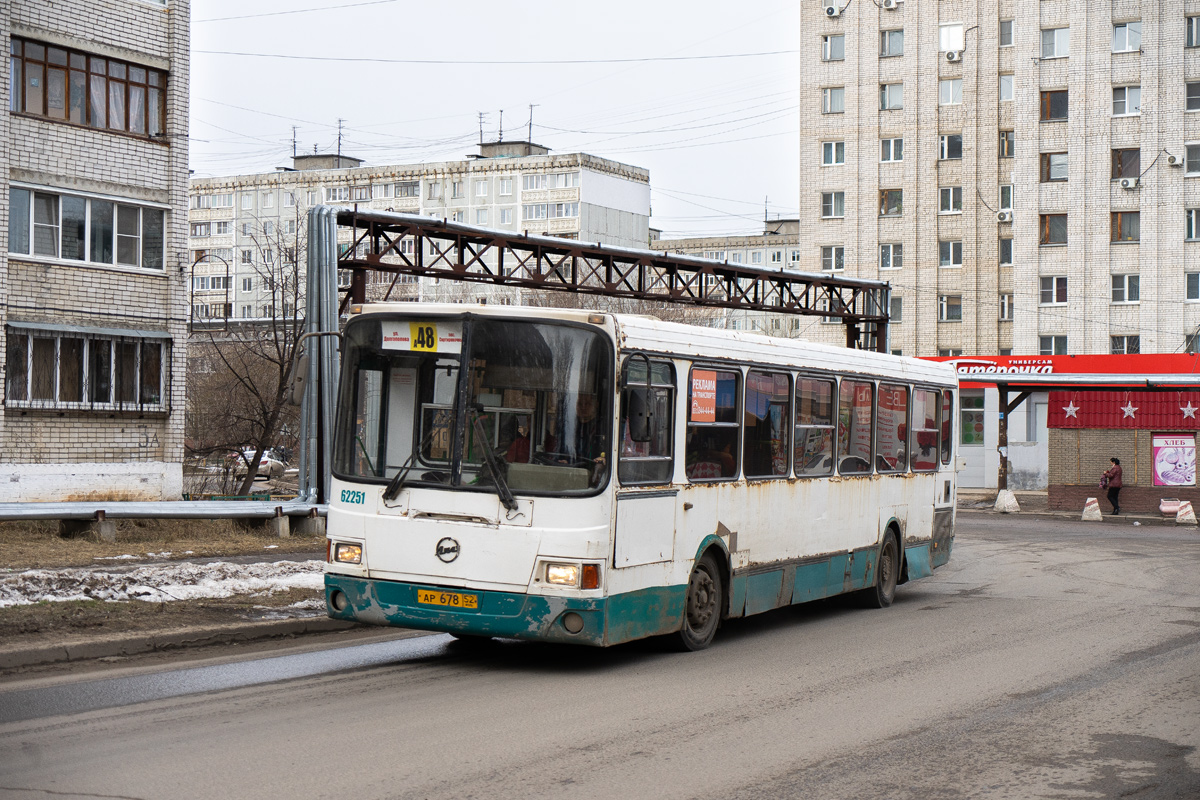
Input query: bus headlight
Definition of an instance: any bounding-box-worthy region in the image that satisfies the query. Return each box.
[334,543,363,564]
[545,563,579,586]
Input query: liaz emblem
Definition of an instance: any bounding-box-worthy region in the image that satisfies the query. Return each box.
[435,537,460,563]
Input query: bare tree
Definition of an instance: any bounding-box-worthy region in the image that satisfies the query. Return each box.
[186,205,306,496]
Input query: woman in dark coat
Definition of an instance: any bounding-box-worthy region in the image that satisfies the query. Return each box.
[1103,457,1123,515]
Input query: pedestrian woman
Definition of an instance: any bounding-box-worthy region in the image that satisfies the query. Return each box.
[1102,457,1123,515]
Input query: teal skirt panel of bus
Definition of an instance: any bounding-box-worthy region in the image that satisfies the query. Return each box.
[324,573,684,647]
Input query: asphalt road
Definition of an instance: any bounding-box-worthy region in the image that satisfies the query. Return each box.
[1,514,1197,799]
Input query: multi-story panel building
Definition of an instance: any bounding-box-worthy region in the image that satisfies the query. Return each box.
[187,142,651,316]
[0,0,190,501]
[801,0,1200,358]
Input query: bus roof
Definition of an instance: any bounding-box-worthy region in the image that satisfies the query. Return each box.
[349,302,958,387]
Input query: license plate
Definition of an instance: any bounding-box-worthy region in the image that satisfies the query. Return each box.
[416,589,479,609]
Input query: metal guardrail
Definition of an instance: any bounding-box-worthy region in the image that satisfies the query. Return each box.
[0,501,327,521]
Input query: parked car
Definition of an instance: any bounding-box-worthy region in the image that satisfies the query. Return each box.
[230,448,285,480]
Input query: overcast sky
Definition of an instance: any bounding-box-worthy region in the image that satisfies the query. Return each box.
[189,0,801,239]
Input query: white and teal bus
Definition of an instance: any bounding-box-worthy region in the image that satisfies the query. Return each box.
[324,304,959,649]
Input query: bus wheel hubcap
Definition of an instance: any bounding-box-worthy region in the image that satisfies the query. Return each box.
[688,569,715,629]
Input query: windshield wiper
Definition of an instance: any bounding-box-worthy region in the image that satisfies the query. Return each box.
[469,408,518,512]
[382,424,439,503]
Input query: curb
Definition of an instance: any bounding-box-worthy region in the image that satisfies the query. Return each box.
[0,616,360,670]
[957,507,1182,525]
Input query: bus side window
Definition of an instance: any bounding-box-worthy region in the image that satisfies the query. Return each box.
[795,376,835,477]
[940,389,954,465]
[877,383,909,474]
[837,379,874,475]
[618,359,675,485]
[685,367,740,481]
[744,371,791,479]
[910,388,940,472]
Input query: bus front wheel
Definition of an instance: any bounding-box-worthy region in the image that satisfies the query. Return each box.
[676,553,723,651]
[859,532,899,609]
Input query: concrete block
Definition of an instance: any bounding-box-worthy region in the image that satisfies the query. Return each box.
[59,518,117,542]
[1082,497,1103,522]
[293,515,326,536]
[1176,501,1197,526]
[267,514,291,538]
[994,489,1020,513]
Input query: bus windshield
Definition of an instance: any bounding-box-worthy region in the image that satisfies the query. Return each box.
[334,315,613,495]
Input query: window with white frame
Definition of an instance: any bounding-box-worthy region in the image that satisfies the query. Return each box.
[1112,22,1141,52]
[283,219,296,235]
[1188,272,1200,300]
[476,209,488,226]
[1039,336,1067,355]
[1190,17,1200,48]
[939,349,963,357]
[306,190,321,205]
[939,134,963,160]
[999,74,1013,102]
[1000,294,1013,320]
[499,208,513,225]
[881,29,903,57]
[939,240,963,268]
[4,328,166,409]
[1041,27,1070,59]
[215,221,231,235]
[349,186,369,202]
[999,130,1015,157]
[1111,335,1140,354]
[327,186,349,202]
[427,181,442,200]
[241,193,253,210]
[240,249,252,264]
[241,305,252,318]
[823,87,845,114]
[822,141,845,165]
[890,296,903,322]
[822,34,844,61]
[242,277,253,292]
[1040,276,1068,304]
[939,79,962,106]
[499,177,513,195]
[1112,274,1140,302]
[451,210,465,223]
[821,246,844,271]
[999,185,1013,210]
[284,191,296,206]
[395,181,419,198]
[8,187,165,269]
[262,221,273,237]
[939,23,964,51]
[938,295,962,322]
[939,187,963,214]
[1113,86,1141,116]
[880,83,903,110]
[790,250,800,263]
[1188,209,1200,240]
[1189,83,1200,112]
[451,180,464,199]
[771,251,782,264]
[1000,237,1013,265]
[821,192,844,218]
[475,180,487,198]
[999,20,1014,47]
[730,252,743,264]
[880,243,902,270]
[751,251,763,264]
[881,138,903,162]
[261,192,275,208]
[240,222,252,236]
[1187,143,1200,174]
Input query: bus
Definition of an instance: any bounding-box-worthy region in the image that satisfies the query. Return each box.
[324,304,959,650]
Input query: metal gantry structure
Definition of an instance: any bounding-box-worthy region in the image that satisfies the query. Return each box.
[296,207,894,503]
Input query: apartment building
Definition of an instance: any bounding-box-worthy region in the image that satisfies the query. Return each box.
[803,0,1200,358]
[187,142,651,316]
[0,0,190,501]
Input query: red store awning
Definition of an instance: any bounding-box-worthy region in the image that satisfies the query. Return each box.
[1049,390,1200,429]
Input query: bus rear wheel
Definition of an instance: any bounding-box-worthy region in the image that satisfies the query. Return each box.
[859,532,899,609]
[676,553,723,651]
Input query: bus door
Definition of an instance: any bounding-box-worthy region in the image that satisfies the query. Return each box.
[931,388,956,567]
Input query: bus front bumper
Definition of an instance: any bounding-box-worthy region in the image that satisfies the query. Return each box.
[324,573,682,647]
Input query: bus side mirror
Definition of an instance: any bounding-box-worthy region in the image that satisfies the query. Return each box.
[287,353,309,407]
[627,387,653,442]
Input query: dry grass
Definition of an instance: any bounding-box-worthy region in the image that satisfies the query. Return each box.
[0,518,325,570]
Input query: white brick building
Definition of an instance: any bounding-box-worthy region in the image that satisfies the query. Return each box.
[187,142,651,315]
[801,0,1200,357]
[0,0,190,500]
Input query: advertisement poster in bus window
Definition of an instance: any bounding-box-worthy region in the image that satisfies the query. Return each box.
[1152,434,1196,486]
[838,382,873,463]
[691,370,716,422]
[877,385,907,470]
[911,390,939,470]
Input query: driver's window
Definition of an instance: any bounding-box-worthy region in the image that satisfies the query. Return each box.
[618,359,675,485]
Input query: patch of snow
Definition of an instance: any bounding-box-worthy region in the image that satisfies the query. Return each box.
[288,598,326,610]
[264,545,279,549]
[0,560,325,607]
[94,554,140,561]
[145,551,172,558]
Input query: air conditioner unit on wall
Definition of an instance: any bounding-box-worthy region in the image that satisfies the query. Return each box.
[1120,177,1140,189]
[945,50,963,62]
[824,4,841,17]
[882,0,898,9]
[1167,153,1182,167]
[997,210,1012,223]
